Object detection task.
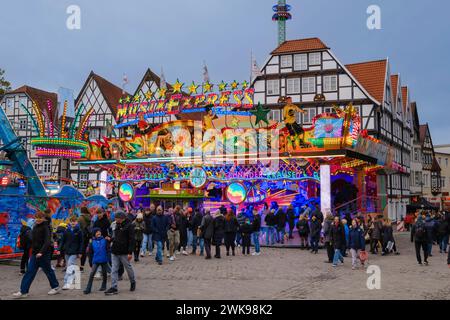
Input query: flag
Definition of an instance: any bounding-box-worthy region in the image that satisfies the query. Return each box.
[202,61,210,82]
[160,67,167,89]
[122,73,129,94]
[251,57,262,82]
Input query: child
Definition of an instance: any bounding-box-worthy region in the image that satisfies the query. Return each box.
[84,228,109,294]
[240,218,253,255]
[133,213,145,262]
[61,215,84,290]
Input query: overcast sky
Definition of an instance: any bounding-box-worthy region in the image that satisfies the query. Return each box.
[1,0,449,144]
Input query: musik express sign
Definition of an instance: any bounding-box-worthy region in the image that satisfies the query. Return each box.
[115,80,255,125]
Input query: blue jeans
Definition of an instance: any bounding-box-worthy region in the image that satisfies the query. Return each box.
[310,236,319,252]
[265,227,276,245]
[236,232,242,246]
[64,254,78,286]
[141,233,153,254]
[440,235,449,252]
[20,253,59,294]
[155,240,163,263]
[187,230,193,247]
[332,249,344,266]
[192,235,204,254]
[277,227,286,243]
[252,232,260,253]
[428,243,433,255]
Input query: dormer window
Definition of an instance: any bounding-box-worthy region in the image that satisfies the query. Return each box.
[309,52,321,66]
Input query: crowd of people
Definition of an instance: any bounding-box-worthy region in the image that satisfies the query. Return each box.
[11,201,450,298]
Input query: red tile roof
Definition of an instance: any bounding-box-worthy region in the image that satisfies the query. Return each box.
[401,86,408,112]
[271,38,329,55]
[9,85,58,116]
[345,60,387,104]
[419,124,428,145]
[391,75,399,103]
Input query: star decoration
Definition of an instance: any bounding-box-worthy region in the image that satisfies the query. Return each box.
[172,79,184,94]
[125,96,131,103]
[119,98,123,104]
[218,81,228,91]
[230,80,239,90]
[241,81,249,90]
[203,81,213,93]
[126,127,135,136]
[133,94,140,102]
[188,81,199,95]
[250,102,270,126]
[145,90,153,100]
[158,87,167,98]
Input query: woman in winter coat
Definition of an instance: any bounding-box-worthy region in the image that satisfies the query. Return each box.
[309,215,321,254]
[348,219,366,270]
[331,216,346,267]
[224,209,239,256]
[381,219,399,255]
[323,215,334,263]
[213,211,225,258]
[132,213,145,262]
[296,215,310,249]
[369,216,383,254]
[286,205,296,239]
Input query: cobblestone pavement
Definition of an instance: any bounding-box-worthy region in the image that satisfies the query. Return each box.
[0,233,449,300]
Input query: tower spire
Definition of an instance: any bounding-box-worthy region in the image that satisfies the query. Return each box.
[272,0,292,45]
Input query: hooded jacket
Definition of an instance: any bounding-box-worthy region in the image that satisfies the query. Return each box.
[111,219,135,255]
[348,226,365,250]
[151,214,169,242]
[60,224,84,255]
[200,214,214,240]
[309,219,322,238]
[90,236,109,264]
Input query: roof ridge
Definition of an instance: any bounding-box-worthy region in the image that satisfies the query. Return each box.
[345,59,387,67]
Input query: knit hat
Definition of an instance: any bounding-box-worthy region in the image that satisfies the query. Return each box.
[137,213,143,220]
[115,210,126,219]
[92,227,101,235]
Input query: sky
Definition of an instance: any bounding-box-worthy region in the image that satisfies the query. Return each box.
[1,0,449,144]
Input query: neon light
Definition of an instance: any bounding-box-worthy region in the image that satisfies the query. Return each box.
[226,182,247,204]
[36,148,82,159]
[118,183,134,202]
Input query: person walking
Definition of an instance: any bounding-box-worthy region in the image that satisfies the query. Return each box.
[331,216,346,267]
[240,218,253,255]
[438,214,449,254]
[251,209,261,256]
[348,219,366,270]
[276,207,287,244]
[309,215,321,254]
[224,209,239,256]
[411,215,429,265]
[341,219,349,257]
[151,206,169,265]
[323,215,334,263]
[424,215,436,257]
[78,206,92,272]
[191,209,204,256]
[200,209,214,259]
[84,228,109,294]
[18,221,32,274]
[105,211,136,295]
[13,211,60,298]
[61,215,84,290]
[167,207,181,261]
[296,214,310,249]
[178,209,189,255]
[93,208,111,238]
[236,209,246,247]
[264,209,277,245]
[132,213,145,262]
[141,207,154,257]
[311,203,324,223]
[369,216,382,254]
[381,219,399,255]
[213,210,225,258]
[286,205,296,240]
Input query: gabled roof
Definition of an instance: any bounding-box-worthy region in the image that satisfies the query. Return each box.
[271,38,329,55]
[134,68,174,96]
[345,59,387,105]
[431,156,441,172]
[419,124,431,145]
[401,86,408,113]
[9,85,59,117]
[76,71,130,117]
[411,102,420,133]
[391,75,399,103]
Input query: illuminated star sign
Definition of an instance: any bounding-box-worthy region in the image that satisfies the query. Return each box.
[125,96,131,103]
[218,81,228,91]
[172,79,184,93]
[119,98,123,104]
[250,102,270,126]
[203,81,213,93]
[230,80,239,90]
[133,94,140,102]
[145,90,153,100]
[241,80,249,89]
[126,127,135,136]
[158,87,167,98]
[188,81,199,95]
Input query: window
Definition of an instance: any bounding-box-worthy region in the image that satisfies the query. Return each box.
[323,75,337,92]
[19,119,27,130]
[294,54,307,70]
[438,157,441,165]
[423,173,429,187]
[446,158,448,168]
[303,108,316,124]
[267,80,280,95]
[323,107,335,114]
[280,55,292,68]
[6,98,14,108]
[79,173,88,189]
[31,160,39,171]
[43,159,52,175]
[302,77,316,94]
[269,110,281,122]
[414,148,419,162]
[286,78,300,94]
[309,52,321,66]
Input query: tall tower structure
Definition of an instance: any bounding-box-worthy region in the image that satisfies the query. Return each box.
[272,0,292,45]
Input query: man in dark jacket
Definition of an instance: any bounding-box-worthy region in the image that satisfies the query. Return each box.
[311,203,324,223]
[200,209,214,259]
[105,210,136,295]
[286,205,296,239]
[213,211,225,258]
[424,215,436,257]
[265,209,277,245]
[309,216,321,254]
[13,211,60,298]
[78,206,92,272]
[411,215,429,265]
[18,223,32,274]
[61,215,84,290]
[331,216,346,267]
[323,215,334,263]
[348,220,366,270]
[141,207,154,257]
[252,210,261,255]
[93,208,111,239]
[151,205,169,265]
[191,209,204,256]
[276,207,287,244]
[168,206,182,261]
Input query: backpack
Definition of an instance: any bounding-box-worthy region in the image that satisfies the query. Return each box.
[415,223,425,238]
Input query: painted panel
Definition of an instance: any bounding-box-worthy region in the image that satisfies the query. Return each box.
[254,80,265,92]
[324,92,338,101]
[302,94,315,102]
[323,60,337,70]
[353,87,366,99]
[266,65,279,74]
[339,87,352,100]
